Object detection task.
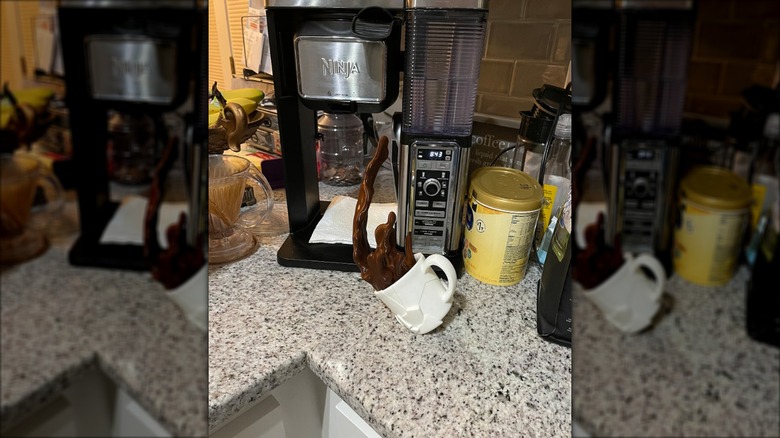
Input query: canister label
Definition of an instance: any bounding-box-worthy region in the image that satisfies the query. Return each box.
[463,196,540,286]
[536,184,557,241]
[750,183,767,230]
[673,199,748,286]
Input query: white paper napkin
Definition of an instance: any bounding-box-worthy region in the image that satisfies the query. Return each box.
[100,195,189,249]
[309,195,397,249]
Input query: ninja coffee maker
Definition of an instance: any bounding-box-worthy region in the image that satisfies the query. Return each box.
[58,0,208,271]
[264,0,488,271]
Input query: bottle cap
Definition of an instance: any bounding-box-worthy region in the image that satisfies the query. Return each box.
[469,167,543,212]
[517,110,553,144]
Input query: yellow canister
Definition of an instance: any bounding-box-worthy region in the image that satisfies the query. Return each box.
[673,166,752,286]
[463,167,543,286]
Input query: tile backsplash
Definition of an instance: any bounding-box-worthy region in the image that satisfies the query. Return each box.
[477,0,572,120]
[684,0,780,121]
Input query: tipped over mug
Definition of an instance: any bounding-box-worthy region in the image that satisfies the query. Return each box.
[375,253,457,335]
[582,253,666,334]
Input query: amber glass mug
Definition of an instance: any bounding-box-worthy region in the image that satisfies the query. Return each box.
[208,154,273,264]
[0,154,63,265]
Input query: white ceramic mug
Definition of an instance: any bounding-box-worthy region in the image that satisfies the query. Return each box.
[583,253,666,334]
[167,265,207,332]
[375,253,457,335]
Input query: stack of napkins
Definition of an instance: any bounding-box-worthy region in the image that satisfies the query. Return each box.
[100,195,189,249]
[309,195,397,249]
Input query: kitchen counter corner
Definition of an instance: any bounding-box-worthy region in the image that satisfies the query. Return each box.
[208,206,571,437]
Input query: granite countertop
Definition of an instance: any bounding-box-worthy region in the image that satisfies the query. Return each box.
[0,198,208,437]
[208,170,572,437]
[572,266,780,437]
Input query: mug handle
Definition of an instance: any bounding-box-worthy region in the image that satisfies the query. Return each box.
[631,254,666,301]
[32,171,64,219]
[423,254,457,302]
[243,162,275,225]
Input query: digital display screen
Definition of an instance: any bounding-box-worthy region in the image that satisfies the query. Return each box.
[418,149,446,161]
[627,148,656,161]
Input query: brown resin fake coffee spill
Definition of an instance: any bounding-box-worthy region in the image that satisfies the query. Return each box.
[144,135,205,290]
[352,135,415,291]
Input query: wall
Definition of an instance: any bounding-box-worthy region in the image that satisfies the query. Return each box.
[684,0,780,121]
[0,1,41,92]
[476,0,572,120]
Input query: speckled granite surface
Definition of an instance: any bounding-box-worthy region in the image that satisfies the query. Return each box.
[573,266,780,437]
[208,173,572,437]
[0,201,208,437]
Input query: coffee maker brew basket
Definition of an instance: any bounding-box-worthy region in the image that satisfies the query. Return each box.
[293,5,403,114]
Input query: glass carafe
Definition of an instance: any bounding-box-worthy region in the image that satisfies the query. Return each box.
[107,111,157,185]
[317,112,365,186]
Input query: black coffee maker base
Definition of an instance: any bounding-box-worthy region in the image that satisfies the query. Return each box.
[278,233,466,279]
[69,238,149,271]
[67,201,150,271]
[277,233,359,273]
[277,202,465,278]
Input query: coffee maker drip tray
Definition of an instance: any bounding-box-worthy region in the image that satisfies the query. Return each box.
[68,201,149,271]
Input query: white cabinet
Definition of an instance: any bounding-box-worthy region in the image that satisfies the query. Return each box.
[573,420,592,437]
[2,393,84,437]
[209,392,287,438]
[3,368,171,437]
[212,367,382,438]
[323,388,381,438]
[3,367,113,437]
[112,388,172,437]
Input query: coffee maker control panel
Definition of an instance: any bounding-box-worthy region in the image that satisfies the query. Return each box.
[609,140,678,256]
[404,141,465,255]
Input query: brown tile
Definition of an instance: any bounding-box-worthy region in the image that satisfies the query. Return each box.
[697,23,766,59]
[684,94,743,119]
[759,22,780,63]
[733,0,780,19]
[684,94,694,110]
[695,0,733,20]
[526,0,571,19]
[478,60,515,94]
[486,22,554,60]
[686,61,722,94]
[478,95,535,119]
[488,0,525,20]
[553,22,571,63]
[721,62,778,96]
[511,62,568,98]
